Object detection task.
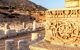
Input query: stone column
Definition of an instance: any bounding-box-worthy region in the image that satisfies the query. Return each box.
[18,40,30,50]
[32,20,36,31]
[31,33,39,41]
[5,23,8,29]
[4,23,10,35]
[5,39,16,50]
[22,22,25,29]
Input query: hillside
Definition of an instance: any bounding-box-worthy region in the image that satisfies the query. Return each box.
[0,0,47,11]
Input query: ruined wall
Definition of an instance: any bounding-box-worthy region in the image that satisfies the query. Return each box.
[13,10,46,23]
[31,11,45,22]
[0,22,33,31]
[45,8,80,46]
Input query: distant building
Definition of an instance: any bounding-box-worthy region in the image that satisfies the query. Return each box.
[65,0,80,8]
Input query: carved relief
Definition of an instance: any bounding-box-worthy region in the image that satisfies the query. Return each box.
[45,9,80,46]
[51,20,79,43]
[64,10,71,15]
[52,11,56,15]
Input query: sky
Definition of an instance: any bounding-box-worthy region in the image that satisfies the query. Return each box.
[31,0,65,9]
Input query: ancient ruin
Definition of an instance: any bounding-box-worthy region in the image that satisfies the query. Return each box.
[45,8,80,46]
[1,0,80,50]
[44,0,80,46]
[30,0,80,50]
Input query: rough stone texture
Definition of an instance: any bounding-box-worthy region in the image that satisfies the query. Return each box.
[30,41,80,50]
[45,8,80,46]
[5,39,16,50]
[0,27,44,50]
[18,40,30,50]
[30,8,80,50]
[31,33,39,41]
[5,29,17,37]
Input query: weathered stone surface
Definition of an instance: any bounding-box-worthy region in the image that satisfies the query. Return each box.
[31,33,39,41]
[44,9,80,46]
[5,39,16,50]
[18,40,30,50]
[5,29,17,37]
[30,41,80,50]
[0,30,5,38]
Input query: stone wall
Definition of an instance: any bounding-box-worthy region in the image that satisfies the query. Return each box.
[0,22,33,39]
[0,22,33,30]
[13,10,46,23]
[31,11,45,22]
[45,8,80,46]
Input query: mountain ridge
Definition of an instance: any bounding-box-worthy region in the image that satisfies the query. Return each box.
[0,0,47,11]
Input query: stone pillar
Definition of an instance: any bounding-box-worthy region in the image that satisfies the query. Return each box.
[22,22,25,29]
[31,33,39,41]
[18,40,30,50]
[32,20,36,31]
[5,23,8,29]
[4,23,10,35]
[5,39,16,50]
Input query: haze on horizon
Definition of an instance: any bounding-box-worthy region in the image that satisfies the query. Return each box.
[31,0,65,9]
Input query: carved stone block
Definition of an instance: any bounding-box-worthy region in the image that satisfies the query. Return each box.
[31,33,39,41]
[5,39,16,50]
[5,29,17,37]
[45,10,80,46]
[18,40,30,50]
[0,30,5,38]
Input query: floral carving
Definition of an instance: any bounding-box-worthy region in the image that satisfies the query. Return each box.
[51,20,79,43]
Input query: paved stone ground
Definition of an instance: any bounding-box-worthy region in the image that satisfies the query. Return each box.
[1,28,80,50]
[0,28,44,50]
[0,33,31,50]
[30,41,80,50]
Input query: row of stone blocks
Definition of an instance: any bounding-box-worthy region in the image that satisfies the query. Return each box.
[0,28,41,40]
[5,32,40,50]
[0,29,29,39]
[0,29,17,39]
[5,39,30,50]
